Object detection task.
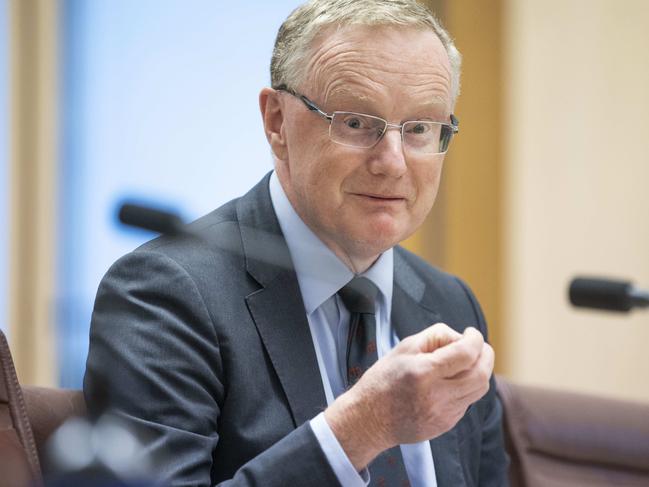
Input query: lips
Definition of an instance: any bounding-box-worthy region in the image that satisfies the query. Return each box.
[350,193,409,209]
[354,193,407,200]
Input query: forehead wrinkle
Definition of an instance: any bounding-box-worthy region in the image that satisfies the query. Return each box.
[317,61,450,96]
[317,51,447,81]
[322,75,381,106]
[325,85,373,105]
[304,27,452,113]
[320,68,451,112]
[305,31,450,84]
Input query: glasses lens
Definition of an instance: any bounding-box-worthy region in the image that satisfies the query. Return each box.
[330,112,386,148]
[403,121,454,154]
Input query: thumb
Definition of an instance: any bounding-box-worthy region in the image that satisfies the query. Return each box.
[411,322,462,353]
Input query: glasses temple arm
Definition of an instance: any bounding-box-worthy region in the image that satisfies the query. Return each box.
[450,114,460,133]
[299,96,333,122]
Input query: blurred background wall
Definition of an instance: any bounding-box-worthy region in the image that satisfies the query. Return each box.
[1,0,648,402]
[55,0,301,387]
[503,0,649,402]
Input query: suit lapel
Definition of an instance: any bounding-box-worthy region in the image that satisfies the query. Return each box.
[237,174,327,427]
[392,250,467,486]
[391,249,441,339]
[245,273,328,426]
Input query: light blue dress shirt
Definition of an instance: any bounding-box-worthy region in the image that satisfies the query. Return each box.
[269,172,437,487]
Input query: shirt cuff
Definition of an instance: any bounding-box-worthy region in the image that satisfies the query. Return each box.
[310,412,370,486]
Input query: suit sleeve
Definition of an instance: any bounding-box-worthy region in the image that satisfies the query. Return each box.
[455,277,510,487]
[84,250,341,487]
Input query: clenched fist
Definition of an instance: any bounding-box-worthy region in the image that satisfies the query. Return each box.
[324,323,494,470]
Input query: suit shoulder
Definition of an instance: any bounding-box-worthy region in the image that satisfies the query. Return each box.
[394,245,460,288]
[107,198,246,286]
[394,245,484,326]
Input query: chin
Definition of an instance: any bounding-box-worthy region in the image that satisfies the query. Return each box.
[348,224,407,256]
[370,215,411,242]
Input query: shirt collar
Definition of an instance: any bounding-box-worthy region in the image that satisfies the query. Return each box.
[269,171,393,315]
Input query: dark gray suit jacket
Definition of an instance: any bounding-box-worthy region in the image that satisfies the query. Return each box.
[84,173,508,486]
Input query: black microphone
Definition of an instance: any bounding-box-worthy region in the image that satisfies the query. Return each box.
[118,202,187,236]
[115,201,321,275]
[569,277,649,312]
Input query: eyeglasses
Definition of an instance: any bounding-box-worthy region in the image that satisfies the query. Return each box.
[277,87,459,155]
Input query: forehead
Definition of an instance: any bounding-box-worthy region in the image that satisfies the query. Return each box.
[304,24,452,113]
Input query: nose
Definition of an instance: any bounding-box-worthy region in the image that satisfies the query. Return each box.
[367,126,408,178]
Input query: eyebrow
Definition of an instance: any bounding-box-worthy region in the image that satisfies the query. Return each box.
[418,95,449,108]
[325,88,448,112]
[324,87,371,105]
[322,95,449,125]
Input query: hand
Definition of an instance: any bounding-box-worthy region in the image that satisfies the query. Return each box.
[324,323,494,470]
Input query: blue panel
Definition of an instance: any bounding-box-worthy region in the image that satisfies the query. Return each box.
[58,0,302,386]
[0,0,8,334]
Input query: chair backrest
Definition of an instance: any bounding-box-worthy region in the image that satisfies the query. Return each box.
[0,329,42,486]
[22,385,87,465]
[496,376,649,487]
[0,330,86,487]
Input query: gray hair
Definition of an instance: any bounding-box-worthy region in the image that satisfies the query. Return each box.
[271,0,462,104]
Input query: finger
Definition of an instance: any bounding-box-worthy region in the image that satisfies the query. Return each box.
[445,331,491,380]
[456,375,491,406]
[445,344,495,400]
[480,342,495,376]
[456,350,495,405]
[410,323,463,354]
[425,327,484,378]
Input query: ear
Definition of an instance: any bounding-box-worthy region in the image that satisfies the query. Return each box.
[259,87,288,161]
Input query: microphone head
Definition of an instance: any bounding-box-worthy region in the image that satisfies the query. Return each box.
[569,277,633,312]
[118,203,185,236]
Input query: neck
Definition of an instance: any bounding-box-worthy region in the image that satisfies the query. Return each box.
[322,239,379,275]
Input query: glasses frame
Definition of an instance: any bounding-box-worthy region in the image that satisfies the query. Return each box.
[276,86,459,154]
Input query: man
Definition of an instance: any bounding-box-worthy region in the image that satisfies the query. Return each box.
[85,1,508,486]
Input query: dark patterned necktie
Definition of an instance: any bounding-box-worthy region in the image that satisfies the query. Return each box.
[338,277,411,487]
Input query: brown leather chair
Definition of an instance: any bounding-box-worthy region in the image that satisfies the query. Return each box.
[2,327,649,486]
[0,330,85,487]
[497,377,649,487]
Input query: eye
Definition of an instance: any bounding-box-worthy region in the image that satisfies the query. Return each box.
[344,116,366,130]
[407,122,431,135]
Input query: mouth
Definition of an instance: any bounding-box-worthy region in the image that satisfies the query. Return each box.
[352,193,408,204]
[356,192,405,199]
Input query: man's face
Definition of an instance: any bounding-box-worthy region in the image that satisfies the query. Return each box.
[273,25,453,269]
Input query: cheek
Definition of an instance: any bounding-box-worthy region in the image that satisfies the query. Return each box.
[297,143,360,195]
[288,144,355,226]
[285,128,328,187]
[412,160,444,214]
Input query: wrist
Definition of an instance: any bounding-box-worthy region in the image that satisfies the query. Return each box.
[324,388,389,471]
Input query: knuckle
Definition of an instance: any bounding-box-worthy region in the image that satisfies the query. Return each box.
[437,357,459,377]
[401,360,424,383]
[431,362,453,381]
[464,326,481,339]
[455,342,475,364]
[399,335,416,350]
[477,366,491,384]
[431,322,454,338]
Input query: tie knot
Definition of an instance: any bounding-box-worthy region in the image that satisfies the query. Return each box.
[338,277,379,314]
